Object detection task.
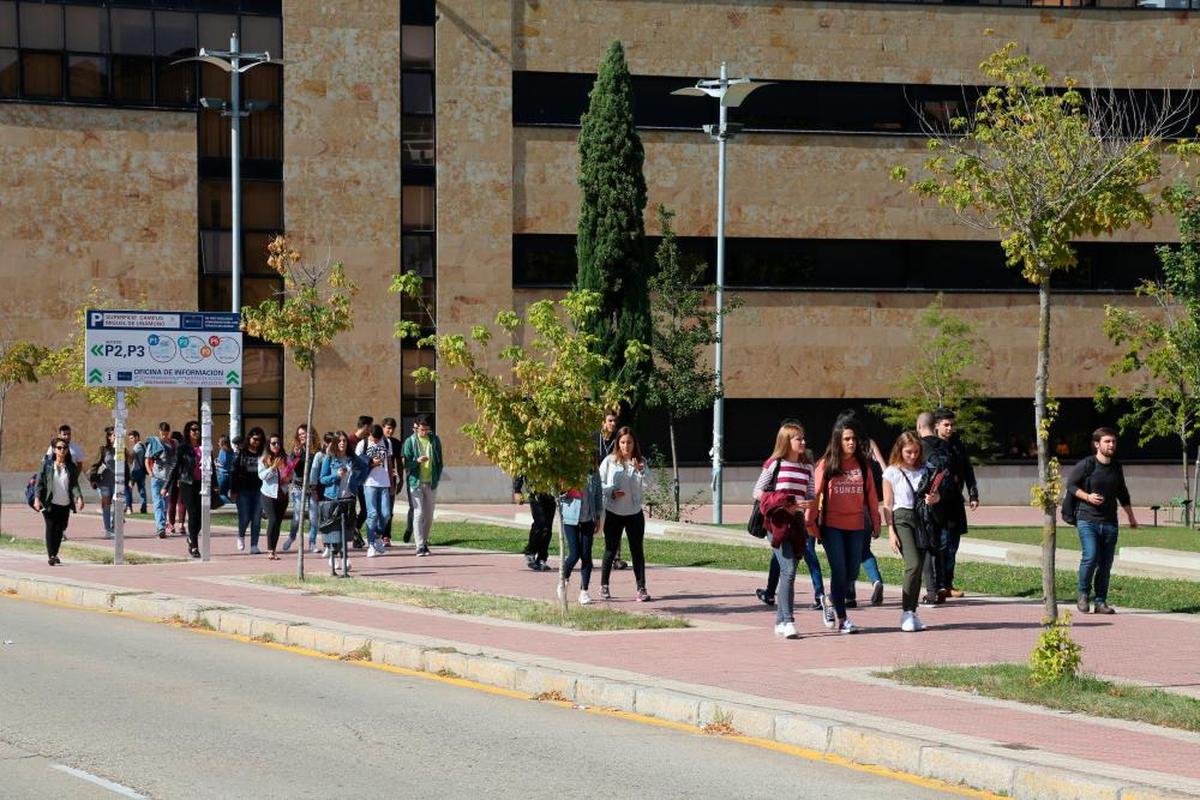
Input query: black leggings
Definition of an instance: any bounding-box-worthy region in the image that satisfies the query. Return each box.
[601,511,646,589]
[43,504,70,558]
[263,492,289,553]
[185,481,202,550]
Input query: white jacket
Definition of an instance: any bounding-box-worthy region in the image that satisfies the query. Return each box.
[599,455,650,516]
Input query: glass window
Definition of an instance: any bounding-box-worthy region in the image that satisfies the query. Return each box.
[111,9,153,56]
[199,59,230,102]
[0,49,16,97]
[18,3,62,50]
[200,230,232,275]
[241,110,281,161]
[199,108,229,158]
[244,231,277,274]
[240,15,280,57]
[199,179,231,228]
[112,55,153,102]
[242,181,281,229]
[0,2,15,49]
[199,276,281,312]
[400,277,436,326]
[402,72,433,114]
[156,58,195,104]
[65,5,108,53]
[401,347,436,402]
[402,185,435,231]
[21,51,62,97]
[241,61,279,104]
[198,13,236,52]
[68,55,108,99]
[402,234,434,277]
[401,26,433,68]
[155,11,196,57]
[402,115,435,165]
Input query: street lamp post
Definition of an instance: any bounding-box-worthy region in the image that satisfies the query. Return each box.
[673,64,771,525]
[175,33,278,444]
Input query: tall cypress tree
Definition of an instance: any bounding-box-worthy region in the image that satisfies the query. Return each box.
[576,40,651,403]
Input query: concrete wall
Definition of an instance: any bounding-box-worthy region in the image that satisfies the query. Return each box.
[0,104,197,471]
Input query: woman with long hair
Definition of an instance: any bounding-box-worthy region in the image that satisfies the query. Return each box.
[752,421,817,639]
[319,431,365,566]
[230,426,266,553]
[33,436,84,565]
[308,432,335,553]
[258,434,293,560]
[88,426,126,539]
[882,431,941,632]
[166,420,209,559]
[810,417,881,634]
[284,424,317,553]
[598,427,652,602]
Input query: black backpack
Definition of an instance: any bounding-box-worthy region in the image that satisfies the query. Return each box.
[747,458,784,539]
[1060,457,1097,526]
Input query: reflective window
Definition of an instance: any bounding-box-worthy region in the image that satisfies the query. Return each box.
[402,186,435,231]
[68,55,108,99]
[199,179,231,229]
[157,58,196,105]
[402,115,435,165]
[111,9,153,56]
[155,11,196,57]
[21,51,62,97]
[401,72,433,114]
[66,6,108,53]
[0,49,16,96]
[242,180,281,229]
[402,234,435,278]
[112,54,152,102]
[401,26,433,68]
[0,2,15,49]
[18,3,62,50]
[198,14,237,52]
[240,15,280,57]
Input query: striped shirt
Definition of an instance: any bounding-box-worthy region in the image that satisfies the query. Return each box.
[754,458,814,501]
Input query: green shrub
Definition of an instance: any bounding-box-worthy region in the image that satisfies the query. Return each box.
[1029,611,1083,686]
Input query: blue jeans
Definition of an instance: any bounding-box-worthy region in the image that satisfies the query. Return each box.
[846,534,883,600]
[363,485,392,546]
[561,520,595,589]
[151,477,169,532]
[1077,521,1119,603]
[821,526,868,620]
[287,486,311,544]
[766,536,824,600]
[125,473,146,512]
[942,527,962,588]
[773,538,799,625]
[98,486,114,533]
[236,490,263,547]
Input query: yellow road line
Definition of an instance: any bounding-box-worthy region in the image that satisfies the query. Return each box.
[2,591,1004,799]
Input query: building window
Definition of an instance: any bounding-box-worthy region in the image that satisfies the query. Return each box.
[401,115,435,166]
[402,234,435,277]
[0,49,17,97]
[65,6,108,53]
[68,55,108,100]
[0,2,15,49]
[402,185,435,231]
[402,26,434,68]
[18,3,62,50]
[110,9,154,56]
[401,72,433,115]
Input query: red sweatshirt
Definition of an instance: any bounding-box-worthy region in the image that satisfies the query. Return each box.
[810,456,881,535]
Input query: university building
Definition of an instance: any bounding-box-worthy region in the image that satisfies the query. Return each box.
[3,1,1197,503]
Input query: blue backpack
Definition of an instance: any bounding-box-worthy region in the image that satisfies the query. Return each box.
[25,454,52,509]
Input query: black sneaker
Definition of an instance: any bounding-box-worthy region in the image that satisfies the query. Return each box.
[535,560,549,572]
[844,599,858,609]
[402,529,413,544]
[525,553,536,569]
[755,589,775,606]
[416,546,430,557]
[189,547,201,559]
[870,580,884,606]
[809,596,824,611]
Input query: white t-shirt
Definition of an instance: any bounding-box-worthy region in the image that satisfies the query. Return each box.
[356,439,391,488]
[883,465,927,510]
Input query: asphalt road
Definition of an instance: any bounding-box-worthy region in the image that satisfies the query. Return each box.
[0,597,960,800]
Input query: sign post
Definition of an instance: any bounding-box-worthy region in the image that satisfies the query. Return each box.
[85,310,241,564]
[113,389,126,565]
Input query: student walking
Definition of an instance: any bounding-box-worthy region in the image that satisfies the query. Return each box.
[559,466,604,605]
[810,417,881,634]
[215,435,235,506]
[599,427,652,601]
[357,424,393,557]
[125,430,147,514]
[919,408,979,601]
[143,422,178,539]
[166,421,208,559]
[881,432,942,632]
[88,426,125,538]
[284,425,317,553]
[1067,427,1138,614]
[753,422,817,639]
[33,437,84,565]
[381,418,403,547]
[319,431,365,567]
[307,432,335,552]
[514,475,557,572]
[349,415,373,544]
[230,427,266,553]
[167,430,186,535]
[258,434,293,560]
[402,415,442,557]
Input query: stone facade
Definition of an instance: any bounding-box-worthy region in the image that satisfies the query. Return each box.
[280,0,403,439]
[0,104,197,471]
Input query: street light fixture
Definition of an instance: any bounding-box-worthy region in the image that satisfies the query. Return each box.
[672,64,772,525]
[174,33,280,444]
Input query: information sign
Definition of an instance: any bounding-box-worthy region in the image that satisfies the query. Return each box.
[84,310,242,388]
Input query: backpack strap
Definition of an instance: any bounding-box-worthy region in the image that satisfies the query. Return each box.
[768,457,784,491]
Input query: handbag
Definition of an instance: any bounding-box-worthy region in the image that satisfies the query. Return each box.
[747,458,784,539]
[901,468,939,550]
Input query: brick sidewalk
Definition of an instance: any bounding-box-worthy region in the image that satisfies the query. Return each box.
[3,504,1199,794]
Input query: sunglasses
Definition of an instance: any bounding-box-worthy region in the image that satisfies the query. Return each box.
[54,445,67,451]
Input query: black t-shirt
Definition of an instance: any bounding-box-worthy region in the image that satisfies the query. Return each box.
[1067,457,1131,525]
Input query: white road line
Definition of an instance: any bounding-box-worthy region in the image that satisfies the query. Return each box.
[51,764,148,799]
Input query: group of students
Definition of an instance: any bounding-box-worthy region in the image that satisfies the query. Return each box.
[29,415,445,568]
[751,408,979,639]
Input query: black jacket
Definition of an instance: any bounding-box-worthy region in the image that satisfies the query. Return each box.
[230,448,264,494]
[166,443,218,494]
[35,459,83,511]
[922,434,978,534]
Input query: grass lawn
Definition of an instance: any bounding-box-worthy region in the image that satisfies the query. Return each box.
[433,522,1200,614]
[881,663,1200,733]
[0,532,182,565]
[250,573,689,631]
[968,525,1200,553]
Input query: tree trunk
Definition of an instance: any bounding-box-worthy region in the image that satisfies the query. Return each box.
[1181,429,1191,528]
[669,412,680,521]
[297,364,316,581]
[1192,442,1200,530]
[1035,276,1058,622]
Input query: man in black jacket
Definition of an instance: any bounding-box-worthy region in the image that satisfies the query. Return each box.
[918,408,979,601]
[1066,427,1138,614]
[513,475,557,571]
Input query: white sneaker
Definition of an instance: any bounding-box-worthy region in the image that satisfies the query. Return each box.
[822,601,836,630]
[309,544,320,554]
[780,621,799,639]
[236,537,245,551]
[250,546,262,555]
[839,618,859,635]
[321,547,330,558]
[900,611,916,632]
[774,622,787,637]
[578,590,591,605]
[366,545,380,558]
[910,612,926,632]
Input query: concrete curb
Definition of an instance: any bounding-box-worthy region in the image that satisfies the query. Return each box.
[2,570,1197,800]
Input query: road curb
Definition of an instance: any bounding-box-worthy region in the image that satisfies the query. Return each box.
[2,570,1197,800]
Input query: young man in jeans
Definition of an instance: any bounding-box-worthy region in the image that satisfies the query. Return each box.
[402,415,442,557]
[143,422,177,538]
[1066,427,1138,614]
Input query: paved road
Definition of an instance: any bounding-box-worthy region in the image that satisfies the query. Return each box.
[0,598,960,800]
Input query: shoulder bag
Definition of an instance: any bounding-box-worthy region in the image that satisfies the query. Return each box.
[747,458,784,539]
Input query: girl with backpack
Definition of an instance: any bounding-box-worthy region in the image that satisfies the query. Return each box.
[752,421,817,639]
[88,426,126,539]
[33,437,84,565]
[882,432,942,632]
[810,417,881,634]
